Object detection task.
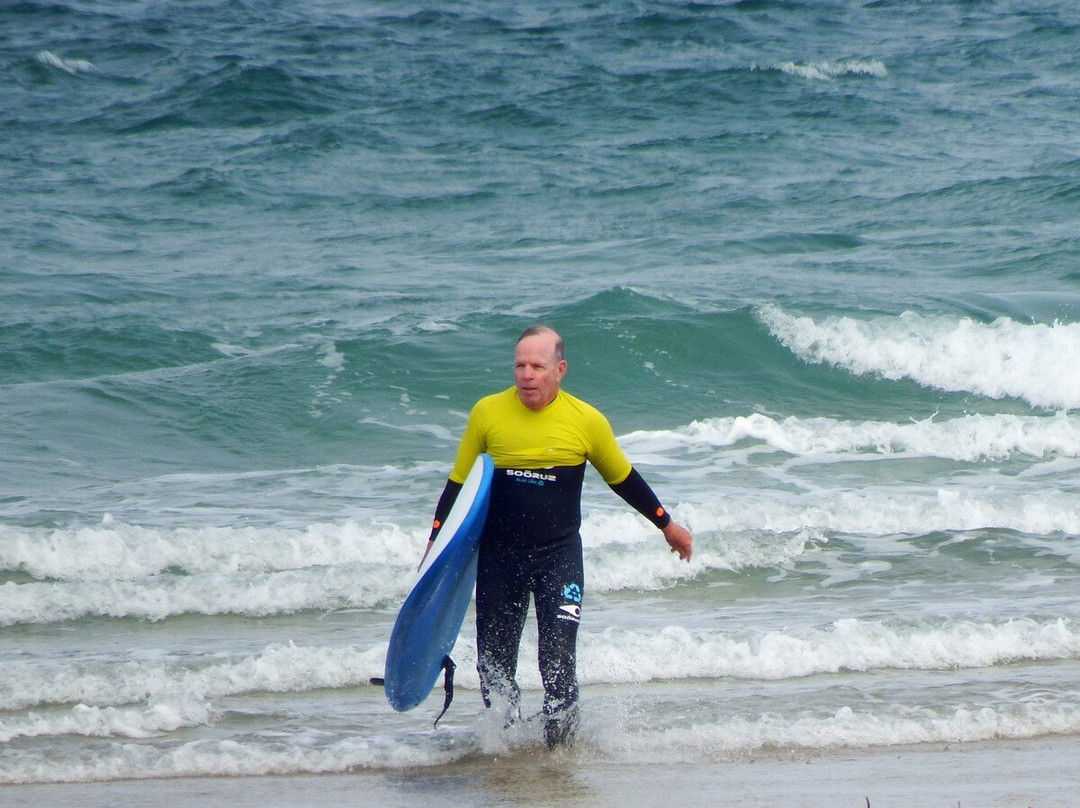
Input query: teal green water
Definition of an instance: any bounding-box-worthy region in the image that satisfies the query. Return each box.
[2,0,1079,784]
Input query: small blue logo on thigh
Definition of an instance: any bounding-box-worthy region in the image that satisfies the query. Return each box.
[561,582,582,603]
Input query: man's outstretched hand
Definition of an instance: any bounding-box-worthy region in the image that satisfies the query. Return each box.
[662,522,692,562]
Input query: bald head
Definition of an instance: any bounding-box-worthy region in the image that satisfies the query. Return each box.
[516,325,564,361]
[514,326,566,410]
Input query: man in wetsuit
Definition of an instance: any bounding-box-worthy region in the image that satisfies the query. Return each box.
[424,326,692,748]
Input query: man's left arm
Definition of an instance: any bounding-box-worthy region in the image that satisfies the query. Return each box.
[609,468,692,561]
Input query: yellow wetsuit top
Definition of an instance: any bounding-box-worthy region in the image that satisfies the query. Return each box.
[448,387,632,485]
[435,388,667,550]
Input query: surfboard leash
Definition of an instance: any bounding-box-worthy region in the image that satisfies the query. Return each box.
[369,655,456,727]
[433,655,456,728]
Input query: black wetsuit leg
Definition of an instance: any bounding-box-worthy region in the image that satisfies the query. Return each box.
[532,536,584,747]
[475,533,584,746]
[475,546,529,716]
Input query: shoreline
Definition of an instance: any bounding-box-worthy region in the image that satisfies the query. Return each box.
[4,735,1077,808]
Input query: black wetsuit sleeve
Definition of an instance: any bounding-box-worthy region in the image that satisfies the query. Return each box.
[428,479,463,542]
[608,467,672,530]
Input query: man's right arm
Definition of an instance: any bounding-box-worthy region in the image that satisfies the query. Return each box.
[418,478,463,569]
[427,479,463,543]
[418,397,489,567]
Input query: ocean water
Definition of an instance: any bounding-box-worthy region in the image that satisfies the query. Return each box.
[2,0,1080,786]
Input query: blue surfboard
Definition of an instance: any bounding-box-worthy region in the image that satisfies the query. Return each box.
[383,453,493,712]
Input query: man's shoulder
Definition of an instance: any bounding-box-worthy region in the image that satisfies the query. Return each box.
[555,390,611,426]
[555,388,586,408]
[472,387,518,414]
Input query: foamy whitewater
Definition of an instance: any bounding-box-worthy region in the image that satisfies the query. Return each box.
[2,0,1079,789]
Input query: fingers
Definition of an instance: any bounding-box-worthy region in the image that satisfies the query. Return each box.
[663,523,692,562]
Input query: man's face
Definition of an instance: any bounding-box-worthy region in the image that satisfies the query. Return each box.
[514,333,566,411]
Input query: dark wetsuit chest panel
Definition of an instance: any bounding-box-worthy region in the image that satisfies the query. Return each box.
[482,462,586,553]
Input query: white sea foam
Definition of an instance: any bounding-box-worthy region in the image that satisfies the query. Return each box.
[3,692,1078,783]
[759,306,1080,410]
[442,617,1080,693]
[579,617,1080,685]
[0,532,740,625]
[36,51,94,74]
[9,618,1071,721]
[0,642,385,712]
[581,482,1080,580]
[2,484,1076,627]
[0,731,468,784]
[0,519,417,582]
[316,339,345,370]
[764,59,888,80]
[595,700,1080,762]
[417,320,460,333]
[361,417,459,442]
[672,487,1080,541]
[211,342,257,357]
[1,618,1076,781]
[0,699,212,743]
[620,411,1080,461]
[0,563,408,626]
[582,514,815,589]
[347,618,1080,701]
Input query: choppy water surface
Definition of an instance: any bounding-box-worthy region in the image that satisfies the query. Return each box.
[2,0,1079,784]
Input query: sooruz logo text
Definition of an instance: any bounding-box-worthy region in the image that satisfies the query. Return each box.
[504,469,557,482]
